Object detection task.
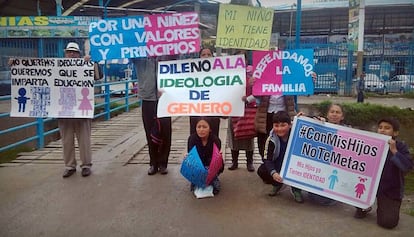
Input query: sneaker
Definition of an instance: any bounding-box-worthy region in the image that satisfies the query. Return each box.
[159,166,168,175]
[62,169,76,178]
[212,178,221,195]
[268,184,283,196]
[228,162,238,170]
[246,163,255,172]
[147,166,158,175]
[291,189,304,203]
[81,168,91,177]
[354,207,372,219]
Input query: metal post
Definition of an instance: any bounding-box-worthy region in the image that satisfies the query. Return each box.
[294,0,302,111]
[295,0,302,49]
[356,0,366,77]
[37,37,45,149]
[55,0,62,16]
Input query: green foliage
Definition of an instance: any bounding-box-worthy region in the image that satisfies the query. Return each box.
[0,146,33,164]
[314,100,414,129]
[405,208,414,217]
[406,171,414,195]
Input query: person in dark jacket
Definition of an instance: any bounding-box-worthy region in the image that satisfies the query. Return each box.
[132,57,172,175]
[257,111,303,202]
[354,117,413,229]
[187,117,223,194]
[356,72,365,103]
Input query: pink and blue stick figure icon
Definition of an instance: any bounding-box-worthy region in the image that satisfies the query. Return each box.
[355,177,367,198]
[15,88,30,112]
[328,169,339,190]
[78,88,93,116]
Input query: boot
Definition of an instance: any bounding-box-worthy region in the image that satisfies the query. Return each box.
[228,150,239,170]
[246,151,255,172]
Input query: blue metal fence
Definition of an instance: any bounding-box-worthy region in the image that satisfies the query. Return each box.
[0,38,140,154]
[291,42,414,94]
[0,80,140,154]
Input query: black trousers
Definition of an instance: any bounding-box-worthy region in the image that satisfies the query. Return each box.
[257,112,275,158]
[377,194,401,229]
[142,100,171,168]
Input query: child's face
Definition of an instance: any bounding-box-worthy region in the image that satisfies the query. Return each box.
[196,120,211,139]
[327,105,344,124]
[273,122,291,138]
[377,122,399,137]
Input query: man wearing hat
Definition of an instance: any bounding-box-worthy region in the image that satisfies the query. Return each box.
[59,42,93,178]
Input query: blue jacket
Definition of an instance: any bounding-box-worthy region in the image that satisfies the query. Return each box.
[263,129,289,176]
[377,140,413,200]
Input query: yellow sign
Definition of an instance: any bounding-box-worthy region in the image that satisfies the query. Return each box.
[216,4,273,50]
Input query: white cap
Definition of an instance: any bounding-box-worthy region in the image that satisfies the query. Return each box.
[65,42,80,52]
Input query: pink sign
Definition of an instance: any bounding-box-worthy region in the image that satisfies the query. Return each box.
[252,49,314,96]
[280,116,390,209]
[206,143,223,185]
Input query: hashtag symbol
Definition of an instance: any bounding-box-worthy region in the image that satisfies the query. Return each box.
[299,125,307,137]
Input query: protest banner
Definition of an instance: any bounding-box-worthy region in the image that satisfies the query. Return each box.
[216,4,273,50]
[206,143,223,185]
[180,146,208,188]
[0,16,100,38]
[156,55,246,117]
[252,49,314,96]
[10,57,95,118]
[280,116,390,209]
[88,12,200,61]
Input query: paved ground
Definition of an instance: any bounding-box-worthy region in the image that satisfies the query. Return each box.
[0,95,413,237]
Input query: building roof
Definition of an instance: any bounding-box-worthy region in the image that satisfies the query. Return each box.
[0,0,204,16]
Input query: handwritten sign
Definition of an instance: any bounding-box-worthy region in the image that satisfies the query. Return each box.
[156,55,246,117]
[180,146,208,188]
[216,4,273,50]
[252,49,314,95]
[10,58,95,118]
[88,12,200,61]
[280,116,390,209]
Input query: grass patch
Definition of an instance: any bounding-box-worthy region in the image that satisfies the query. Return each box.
[0,146,34,164]
[365,91,414,99]
[405,171,414,195]
[405,208,414,217]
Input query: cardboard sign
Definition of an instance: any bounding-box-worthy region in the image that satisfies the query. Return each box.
[157,55,246,117]
[280,116,390,209]
[216,4,273,50]
[206,143,223,185]
[10,58,94,118]
[89,12,200,61]
[252,49,314,95]
[180,146,208,188]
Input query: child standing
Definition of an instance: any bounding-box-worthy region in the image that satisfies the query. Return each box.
[257,111,304,203]
[355,117,413,229]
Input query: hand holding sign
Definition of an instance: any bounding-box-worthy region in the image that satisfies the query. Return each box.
[180,146,208,188]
